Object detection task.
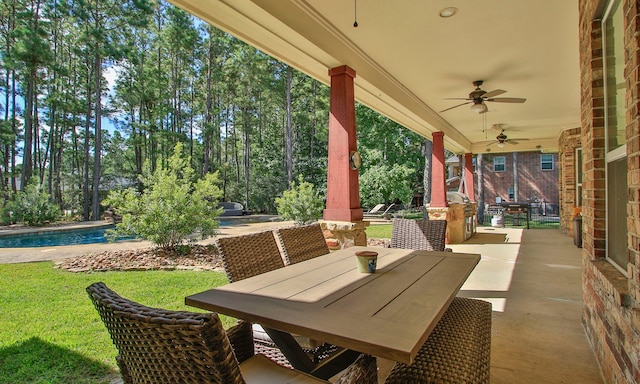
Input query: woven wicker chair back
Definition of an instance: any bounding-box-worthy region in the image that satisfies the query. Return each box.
[86,282,246,384]
[276,223,330,265]
[390,219,447,251]
[216,230,285,283]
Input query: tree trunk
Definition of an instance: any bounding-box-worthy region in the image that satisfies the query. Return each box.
[243,107,251,209]
[21,68,36,190]
[423,139,433,206]
[92,54,102,220]
[83,80,92,221]
[203,34,213,174]
[285,66,293,184]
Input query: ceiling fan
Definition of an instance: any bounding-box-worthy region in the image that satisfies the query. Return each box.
[440,80,527,114]
[482,128,529,148]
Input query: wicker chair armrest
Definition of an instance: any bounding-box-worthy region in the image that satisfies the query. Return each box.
[226,320,255,363]
[333,354,378,384]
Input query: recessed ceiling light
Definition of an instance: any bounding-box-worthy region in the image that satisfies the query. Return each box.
[439,7,458,18]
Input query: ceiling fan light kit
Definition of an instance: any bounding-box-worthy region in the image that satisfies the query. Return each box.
[440,80,526,114]
[471,102,488,113]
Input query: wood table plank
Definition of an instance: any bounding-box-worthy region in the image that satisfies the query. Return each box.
[185,246,480,364]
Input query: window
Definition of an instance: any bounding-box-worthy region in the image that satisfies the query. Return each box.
[540,154,554,170]
[576,148,582,207]
[508,186,514,200]
[493,156,505,172]
[603,0,628,274]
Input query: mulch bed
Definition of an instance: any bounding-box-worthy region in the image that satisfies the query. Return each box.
[56,245,223,273]
[57,238,389,272]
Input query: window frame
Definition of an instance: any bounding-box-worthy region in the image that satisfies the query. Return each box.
[602,0,629,276]
[493,156,506,172]
[540,154,554,171]
[575,148,583,207]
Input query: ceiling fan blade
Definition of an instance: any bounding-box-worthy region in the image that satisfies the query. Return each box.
[443,97,472,101]
[508,137,530,141]
[507,140,520,145]
[485,97,527,103]
[440,101,471,112]
[482,89,506,98]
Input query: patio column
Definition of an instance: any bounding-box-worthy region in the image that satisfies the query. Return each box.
[323,65,363,222]
[463,152,475,201]
[321,65,367,249]
[430,132,448,208]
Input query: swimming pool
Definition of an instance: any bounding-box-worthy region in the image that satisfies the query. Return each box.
[0,217,266,248]
[0,226,136,248]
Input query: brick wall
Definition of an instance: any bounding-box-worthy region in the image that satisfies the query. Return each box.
[480,151,559,207]
[578,1,640,382]
[559,127,582,235]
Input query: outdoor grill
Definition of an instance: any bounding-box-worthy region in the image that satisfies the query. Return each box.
[446,191,476,242]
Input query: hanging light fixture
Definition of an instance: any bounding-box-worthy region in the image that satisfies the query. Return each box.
[470,102,487,113]
[439,7,458,18]
[353,0,358,27]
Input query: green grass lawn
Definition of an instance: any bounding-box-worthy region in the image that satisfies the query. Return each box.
[366,224,392,239]
[0,262,230,384]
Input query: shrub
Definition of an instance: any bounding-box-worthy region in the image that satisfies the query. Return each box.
[3,181,62,226]
[275,175,324,225]
[103,143,223,249]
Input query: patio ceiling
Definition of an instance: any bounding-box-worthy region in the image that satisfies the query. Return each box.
[168,0,580,154]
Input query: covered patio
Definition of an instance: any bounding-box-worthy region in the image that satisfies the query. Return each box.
[165,1,638,382]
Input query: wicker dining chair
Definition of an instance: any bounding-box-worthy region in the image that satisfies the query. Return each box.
[276,223,330,265]
[216,230,285,283]
[389,218,450,251]
[216,230,336,367]
[384,297,492,384]
[87,282,378,384]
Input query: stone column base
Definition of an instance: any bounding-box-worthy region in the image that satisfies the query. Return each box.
[320,220,370,250]
[425,206,450,243]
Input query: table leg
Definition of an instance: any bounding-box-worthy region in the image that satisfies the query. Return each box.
[263,327,360,380]
[263,327,315,372]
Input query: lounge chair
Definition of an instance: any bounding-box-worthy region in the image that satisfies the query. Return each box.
[87,282,378,384]
[363,203,397,219]
[218,202,244,216]
[364,204,386,214]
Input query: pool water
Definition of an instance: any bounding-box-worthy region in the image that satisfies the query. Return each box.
[0,226,136,248]
[0,219,248,248]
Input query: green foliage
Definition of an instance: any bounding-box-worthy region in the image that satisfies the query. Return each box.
[2,182,62,226]
[275,175,324,225]
[103,143,223,249]
[358,149,415,209]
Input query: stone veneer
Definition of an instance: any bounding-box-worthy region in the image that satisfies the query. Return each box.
[578,1,640,382]
[319,220,369,250]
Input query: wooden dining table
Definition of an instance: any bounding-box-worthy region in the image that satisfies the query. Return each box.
[186,246,480,379]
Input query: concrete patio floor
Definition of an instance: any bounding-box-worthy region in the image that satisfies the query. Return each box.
[0,221,604,383]
[426,226,602,384]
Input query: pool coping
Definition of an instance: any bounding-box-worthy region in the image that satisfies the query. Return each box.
[0,216,286,264]
[0,221,113,238]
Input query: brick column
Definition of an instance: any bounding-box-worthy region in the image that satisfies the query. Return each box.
[464,152,475,201]
[323,65,363,222]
